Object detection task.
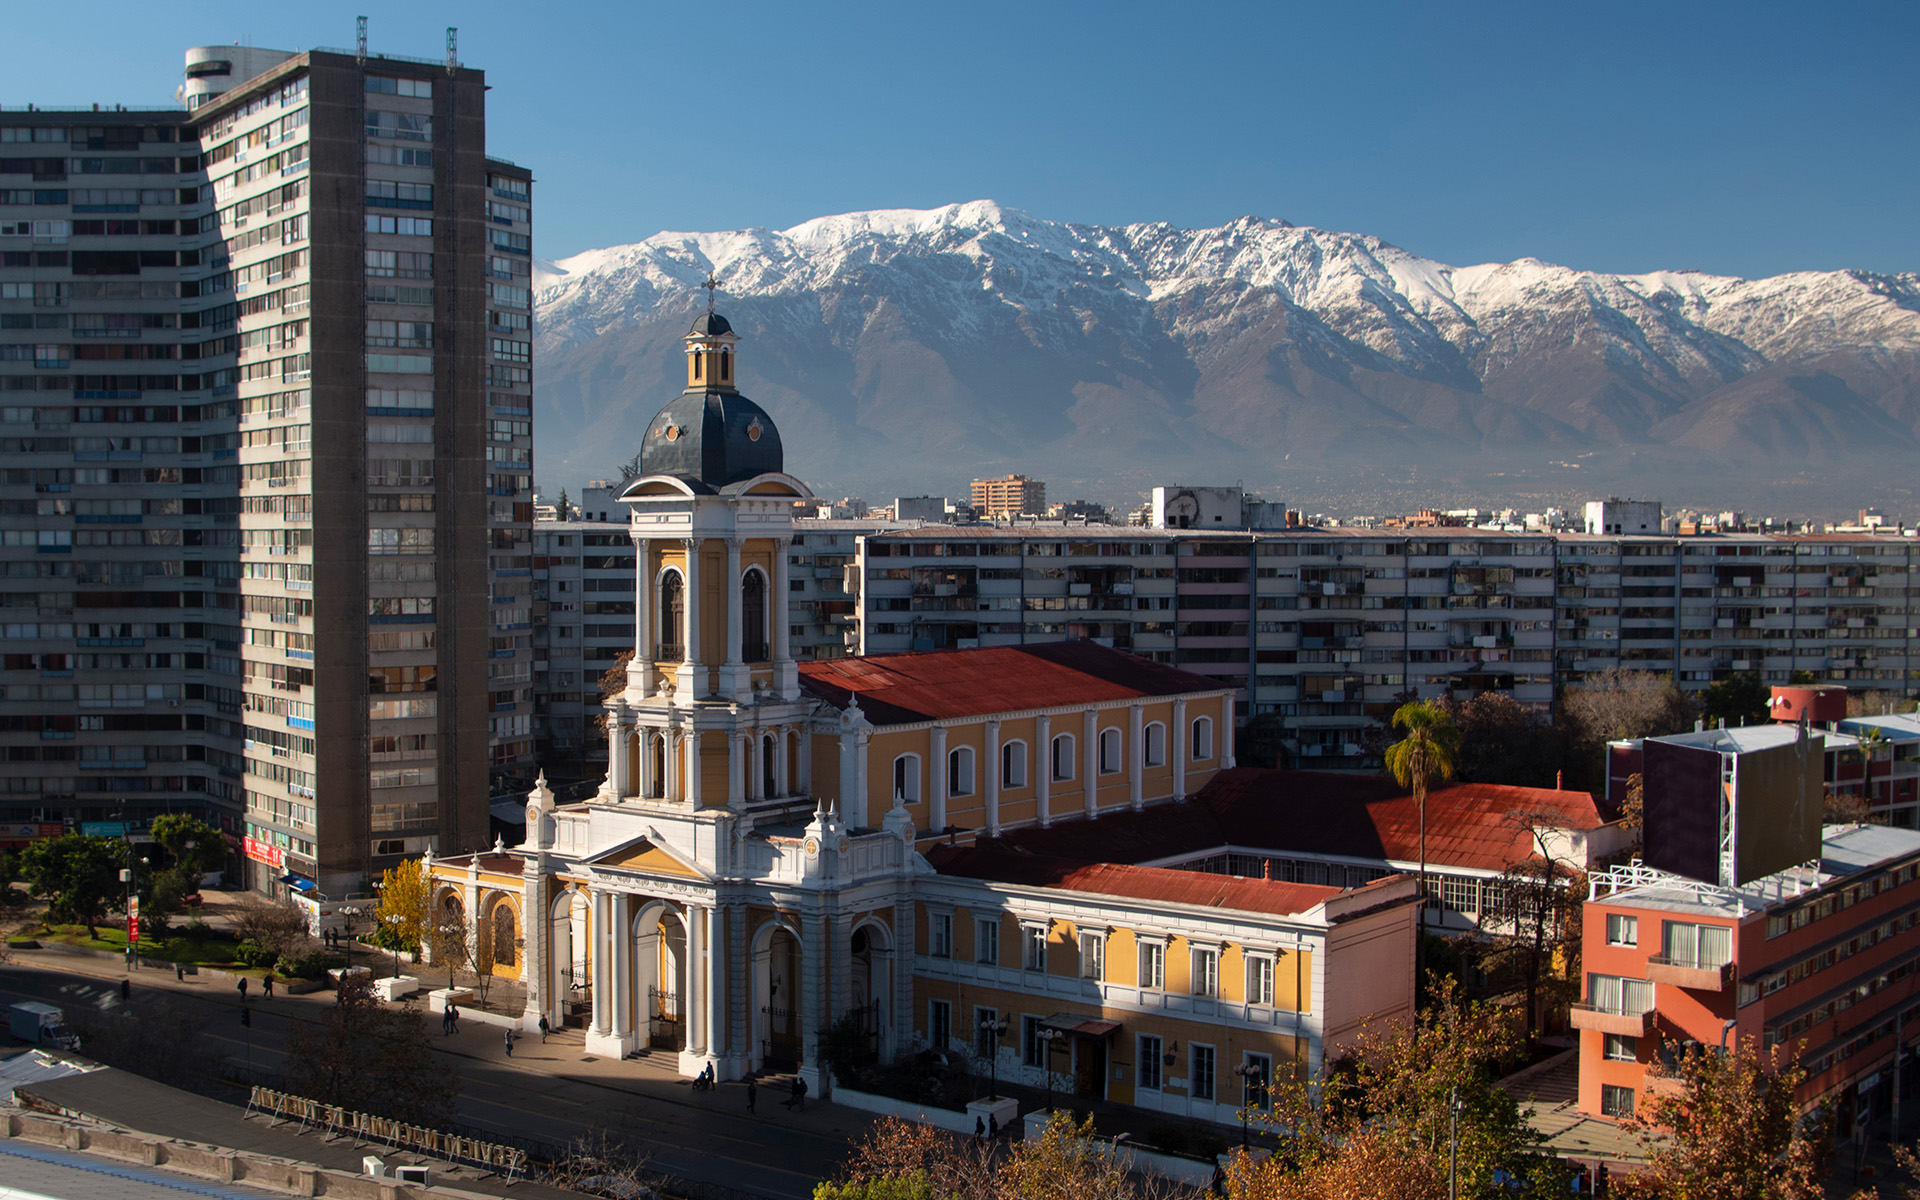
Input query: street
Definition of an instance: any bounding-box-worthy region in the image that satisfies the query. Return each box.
[0,955,873,1199]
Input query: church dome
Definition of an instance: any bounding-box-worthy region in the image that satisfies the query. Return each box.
[637,389,784,492]
[688,312,733,337]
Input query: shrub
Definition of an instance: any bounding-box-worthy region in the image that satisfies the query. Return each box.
[234,940,278,969]
[276,947,342,980]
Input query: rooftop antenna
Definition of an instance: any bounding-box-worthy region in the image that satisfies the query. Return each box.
[446,27,457,74]
[356,15,368,65]
[701,271,720,315]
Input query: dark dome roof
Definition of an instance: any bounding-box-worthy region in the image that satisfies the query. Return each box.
[637,388,783,492]
[688,312,733,337]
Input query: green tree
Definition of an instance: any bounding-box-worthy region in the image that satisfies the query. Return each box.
[1620,1038,1827,1200]
[554,487,572,521]
[1384,700,1460,981]
[1699,671,1770,729]
[1433,693,1565,788]
[283,971,455,1126]
[20,834,123,936]
[149,814,222,877]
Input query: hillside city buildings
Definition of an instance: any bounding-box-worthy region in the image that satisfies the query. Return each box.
[0,42,534,893]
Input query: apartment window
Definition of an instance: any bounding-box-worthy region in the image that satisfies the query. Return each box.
[1144,721,1166,767]
[1138,1035,1163,1092]
[1022,1015,1045,1068]
[1247,955,1275,1006]
[1605,914,1639,947]
[948,745,974,796]
[1588,974,1654,1015]
[1099,727,1122,774]
[1191,1043,1216,1102]
[974,1006,999,1058]
[1001,740,1027,788]
[892,753,921,804]
[930,912,952,959]
[1139,940,1165,990]
[928,999,951,1051]
[1023,925,1047,972]
[976,917,1000,966]
[1604,1034,1637,1062]
[1049,733,1075,782]
[1192,947,1219,997]
[1600,1084,1635,1118]
[1192,715,1214,761]
[1079,932,1105,980]
[1662,921,1733,969]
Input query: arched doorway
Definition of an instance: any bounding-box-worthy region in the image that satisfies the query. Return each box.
[850,919,894,1062]
[549,890,591,1028]
[631,902,688,1051]
[741,569,768,662]
[751,919,803,1073]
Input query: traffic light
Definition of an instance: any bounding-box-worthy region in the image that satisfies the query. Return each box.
[240,1007,251,1028]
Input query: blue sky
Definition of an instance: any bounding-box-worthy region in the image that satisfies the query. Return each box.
[10,0,1916,278]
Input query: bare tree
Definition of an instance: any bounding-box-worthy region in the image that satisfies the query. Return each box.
[1479,807,1585,1052]
[231,895,313,960]
[1559,667,1696,745]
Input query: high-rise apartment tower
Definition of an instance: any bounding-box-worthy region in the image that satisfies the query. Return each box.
[0,40,533,895]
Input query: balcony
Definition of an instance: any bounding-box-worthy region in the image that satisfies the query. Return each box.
[1569,1004,1656,1037]
[654,642,684,662]
[1646,956,1733,992]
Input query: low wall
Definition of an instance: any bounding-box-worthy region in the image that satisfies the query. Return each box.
[0,1109,481,1200]
[1020,1109,1219,1188]
[831,1085,980,1136]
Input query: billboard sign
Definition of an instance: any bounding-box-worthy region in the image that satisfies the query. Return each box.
[1734,735,1823,885]
[1642,739,1724,884]
[242,836,284,868]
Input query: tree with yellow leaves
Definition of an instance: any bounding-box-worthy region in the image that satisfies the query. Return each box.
[373,857,432,954]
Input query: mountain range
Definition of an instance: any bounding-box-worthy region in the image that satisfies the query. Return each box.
[532,201,1920,515]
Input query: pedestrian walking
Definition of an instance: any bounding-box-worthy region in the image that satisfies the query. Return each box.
[262,975,274,999]
[783,1075,806,1112]
[442,1008,453,1036]
[175,964,184,983]
[974,1116,985,1141]
[746,1075,757,1114]
[237,977,248,1002]
[503,1028,514,1058]
[119,978,130,1003]
[448,1003,459,1033]
[538,1014,550,1043]
[989,1114,999,1140]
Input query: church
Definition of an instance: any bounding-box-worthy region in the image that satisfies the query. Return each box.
[425,311,1418,1125]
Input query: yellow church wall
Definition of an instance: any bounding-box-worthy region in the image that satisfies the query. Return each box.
[809,731,841,807]
[695,729,730,807]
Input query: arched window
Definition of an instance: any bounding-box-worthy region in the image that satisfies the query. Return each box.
[741,568,769,662]
[692,351,702,381]
[491,904,516,967]
[763,733,778,797]
[1144,722,1167,767]
[948,745,975,796]
[1099,727,1122,774]
[719,347,731,381]
[892,753,921,804]
[658,571,684,660]
[1192,716,1214,762]
[648,734,666,798]
[1001,740,1027,789]
[1051,733,1076,782]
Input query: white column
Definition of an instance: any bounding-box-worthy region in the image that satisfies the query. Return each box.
[684,904,707,1059]
[750,729,765,801]
[1083,707,1099,818]
[728,728,744,805]
[929,725,948,832]
[589,890,611,1037]
[984,719,1001,835]
[721,537,747,700]
[676,537,702,697]
[685,727,703,807]
[520,868,547,1032]
[665,730,680,801]
[609,894,632,1043]
[728,903,750,1076]
[607,706,630,800]
[638,730,656,799]
[799,909,828,1092]
[1222,698,1237,768]
[1173,698,1188,800]
[774,537,797,699]
[1128,702,1144,812]
[1034,714,1052,827]
[850,730,871,827]
[776,728,791,797]
[705,906,726,1067]
[632,538,653,696]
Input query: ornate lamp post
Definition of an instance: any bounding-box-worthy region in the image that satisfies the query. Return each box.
[339,906,360,974]
[979,1014,1009,1100]
[1036,1026,1062,1114]
[1233,1062,1262,1149]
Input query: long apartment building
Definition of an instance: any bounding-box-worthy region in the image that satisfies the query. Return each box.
[0,41,533,895]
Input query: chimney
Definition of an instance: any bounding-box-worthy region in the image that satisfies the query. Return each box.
[1556,769,1563,790]
[1262,858,1272,880]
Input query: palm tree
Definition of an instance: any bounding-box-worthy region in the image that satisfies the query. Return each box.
[1385,699,1461,1013]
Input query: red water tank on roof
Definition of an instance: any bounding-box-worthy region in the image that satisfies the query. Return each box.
[1770,684,1849,724]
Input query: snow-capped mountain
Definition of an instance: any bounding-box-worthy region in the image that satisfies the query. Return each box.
[532,201,1920,510]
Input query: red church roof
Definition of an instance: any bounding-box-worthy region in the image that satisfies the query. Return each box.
[797,640,1230,725]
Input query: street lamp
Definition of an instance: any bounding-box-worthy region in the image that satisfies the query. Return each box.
[383,912,402,979]
[339,906,361,974]
[1036,1026,1062,1114]
[1233,1062,1263,1149]
[979,1014,1009,1100]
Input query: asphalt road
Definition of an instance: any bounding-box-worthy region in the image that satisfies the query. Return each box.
[0,957,871,1199]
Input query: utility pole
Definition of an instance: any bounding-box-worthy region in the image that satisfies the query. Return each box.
[1448,1085,1461,1200]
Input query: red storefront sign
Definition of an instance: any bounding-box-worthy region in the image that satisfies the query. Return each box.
[127,896,139,947]
[242,836,284,868]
